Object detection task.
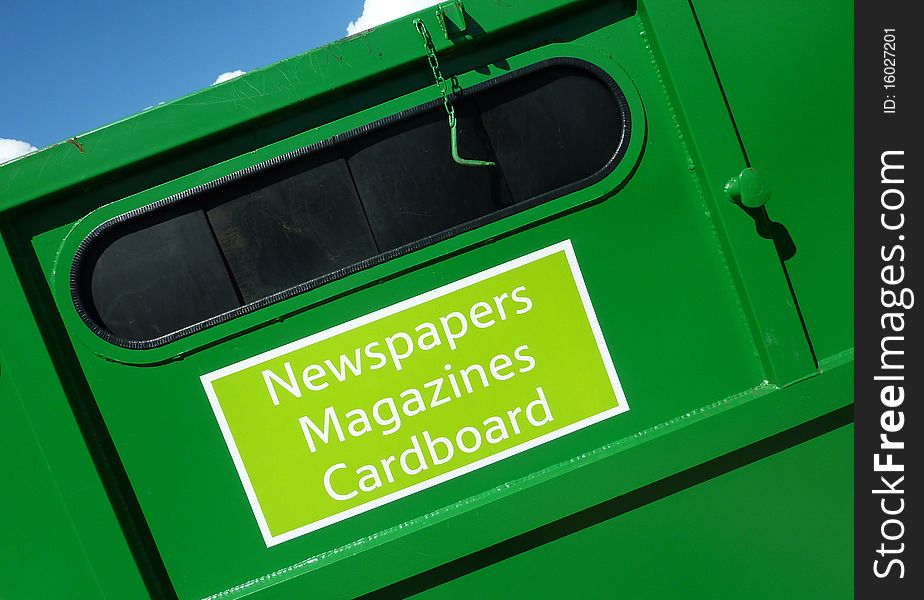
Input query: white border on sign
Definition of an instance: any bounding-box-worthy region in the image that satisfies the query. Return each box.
[200,240,630,547]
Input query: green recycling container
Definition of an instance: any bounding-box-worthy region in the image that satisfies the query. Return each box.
[0,0,852,598]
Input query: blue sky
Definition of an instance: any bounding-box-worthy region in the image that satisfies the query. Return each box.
[1,0,441,162]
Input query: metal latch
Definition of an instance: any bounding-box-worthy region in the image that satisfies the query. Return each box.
[725,167,771,208]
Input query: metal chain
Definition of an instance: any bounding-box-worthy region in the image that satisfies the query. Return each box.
[415,19,456,128]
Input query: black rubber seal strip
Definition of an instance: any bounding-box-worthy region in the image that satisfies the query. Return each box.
[70,57,633,350]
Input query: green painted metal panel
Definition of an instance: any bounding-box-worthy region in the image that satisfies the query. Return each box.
[637,0,816,386]
[690,0,854,361]
[0,353,106,599]
[0,239,154,598]
[414,422,853,599]
[0,0,852,597]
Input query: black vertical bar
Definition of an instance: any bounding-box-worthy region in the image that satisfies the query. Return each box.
[856,1,920,597]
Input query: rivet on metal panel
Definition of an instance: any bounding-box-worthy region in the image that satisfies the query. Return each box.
[725,167,770,208]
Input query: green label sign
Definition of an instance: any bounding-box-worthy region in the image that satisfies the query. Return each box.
[202,241,629,547]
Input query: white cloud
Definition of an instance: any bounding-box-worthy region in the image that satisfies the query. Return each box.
[0,138,38,165]
[212,70,246,85]
[347,0,442,36]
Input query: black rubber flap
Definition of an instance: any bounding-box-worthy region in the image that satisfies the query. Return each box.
[83,207,241,341]
[347,102,511,251]
[206,153,378,303]
[476,66,625,203]
[72,60,629,348]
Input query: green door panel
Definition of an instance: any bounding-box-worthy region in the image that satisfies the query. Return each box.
[691,0,854,361]
[638,0,817,386]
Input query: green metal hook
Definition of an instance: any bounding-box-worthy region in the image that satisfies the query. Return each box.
[449,114,495,168]
[414,16,494,168]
